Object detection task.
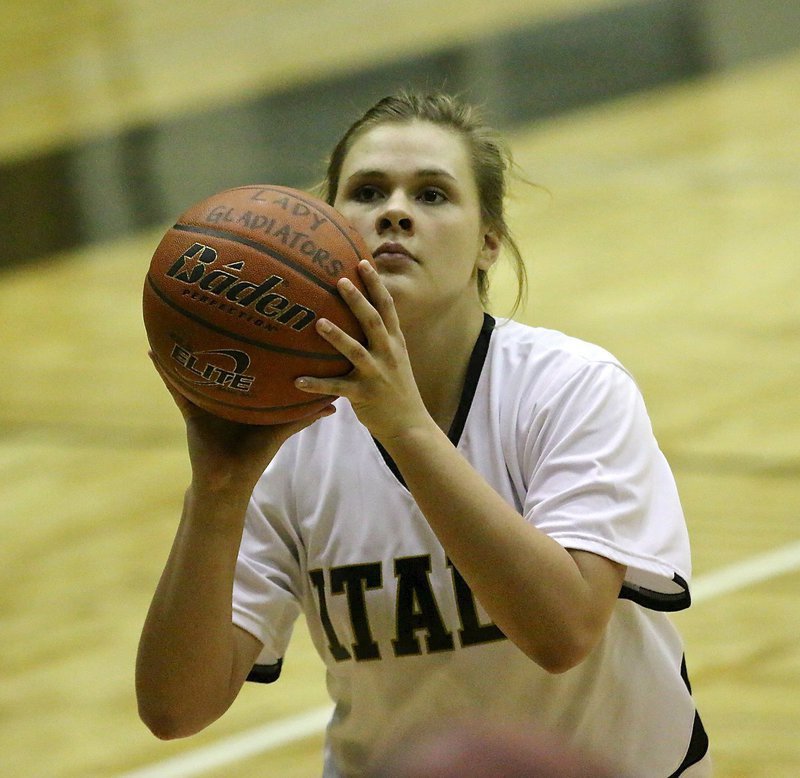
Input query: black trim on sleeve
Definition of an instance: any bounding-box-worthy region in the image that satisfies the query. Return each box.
[246,658,283,684]
[619,572,691,612]
[372,313,495,489]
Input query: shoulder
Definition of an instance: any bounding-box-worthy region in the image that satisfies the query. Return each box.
[491,318,624,366]
[487,318,636,401]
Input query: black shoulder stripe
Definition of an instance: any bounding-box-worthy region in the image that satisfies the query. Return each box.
[619,573,691,612]
[246,658,283,684]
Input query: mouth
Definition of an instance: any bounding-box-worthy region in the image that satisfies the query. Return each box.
[372,242,417,262]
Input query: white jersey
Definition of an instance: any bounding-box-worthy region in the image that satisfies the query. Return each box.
[232,315,709,776]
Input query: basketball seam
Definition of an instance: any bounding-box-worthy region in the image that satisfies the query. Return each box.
[172,222,342,296]
[225,185,369,262]
[145,274,350,362]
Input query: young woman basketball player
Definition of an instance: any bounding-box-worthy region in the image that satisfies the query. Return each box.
[137,93,711,776]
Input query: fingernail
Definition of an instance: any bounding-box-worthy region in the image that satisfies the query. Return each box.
[295,377,309,388]
[318,318,332,333]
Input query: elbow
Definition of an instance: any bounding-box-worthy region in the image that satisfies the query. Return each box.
[517,628,599,675]
[139,709,192,741]
[138,700,209,741]
[135,669,236,740]
[536,648,586,675]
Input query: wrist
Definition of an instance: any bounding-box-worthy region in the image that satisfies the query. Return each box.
[378,415,446,458]
[184,481,253,529]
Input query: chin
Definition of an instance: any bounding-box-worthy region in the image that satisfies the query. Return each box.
[376,275,415,319]
[377,273,410,305]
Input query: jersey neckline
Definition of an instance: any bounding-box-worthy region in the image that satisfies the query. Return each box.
[372,313,496,489]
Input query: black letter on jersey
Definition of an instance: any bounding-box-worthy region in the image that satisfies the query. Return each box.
[447,559,506,647]
[392,556,455,656]
[309,569,351,662]
[330,563,382,661]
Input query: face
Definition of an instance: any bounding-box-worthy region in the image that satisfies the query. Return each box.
[333,121,499,319]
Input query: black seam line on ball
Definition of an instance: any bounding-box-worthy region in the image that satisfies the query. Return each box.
[225,186,368,263]
[146,274,349,361]
[172,222,344,296]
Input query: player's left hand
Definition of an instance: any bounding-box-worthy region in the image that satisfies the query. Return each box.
[294,259,430,441]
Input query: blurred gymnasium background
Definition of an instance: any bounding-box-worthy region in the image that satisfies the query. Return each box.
[1,1,799,776]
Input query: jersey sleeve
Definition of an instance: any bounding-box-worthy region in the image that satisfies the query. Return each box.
[232,453,304,673]
[519,360,692,611]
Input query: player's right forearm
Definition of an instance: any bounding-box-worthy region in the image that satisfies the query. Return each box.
[135,485,251,738]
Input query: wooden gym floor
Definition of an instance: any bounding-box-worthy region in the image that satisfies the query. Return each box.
[1,2,799,776]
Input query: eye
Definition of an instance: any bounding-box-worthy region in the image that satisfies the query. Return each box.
[352,185,383,203]
[418,187,447,204]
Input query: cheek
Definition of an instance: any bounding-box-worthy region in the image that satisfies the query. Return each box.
[336,203,369,233]
[439,220,483,258]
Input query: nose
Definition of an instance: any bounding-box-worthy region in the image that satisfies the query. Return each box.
[375,193,414,235]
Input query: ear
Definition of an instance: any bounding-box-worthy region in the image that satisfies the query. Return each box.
[477,228,501,271]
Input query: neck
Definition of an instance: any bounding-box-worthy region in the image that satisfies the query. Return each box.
[402,302,487,434]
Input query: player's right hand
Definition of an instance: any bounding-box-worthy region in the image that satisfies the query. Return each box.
[148,351,335,496]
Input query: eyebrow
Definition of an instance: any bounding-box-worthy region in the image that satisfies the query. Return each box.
[345,168,458,183]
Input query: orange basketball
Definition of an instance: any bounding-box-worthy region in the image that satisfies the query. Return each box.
[143,185,373,424]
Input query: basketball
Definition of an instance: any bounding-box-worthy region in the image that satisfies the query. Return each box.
[142,185,373,424]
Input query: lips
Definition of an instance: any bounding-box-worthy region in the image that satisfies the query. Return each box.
[373,242,417,261]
